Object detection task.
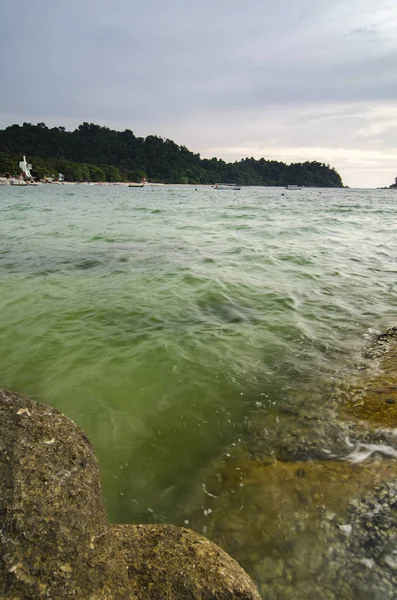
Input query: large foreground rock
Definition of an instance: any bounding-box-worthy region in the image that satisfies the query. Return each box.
[0,389,260,599]
[0,389,132,599]
[113,524,261,600]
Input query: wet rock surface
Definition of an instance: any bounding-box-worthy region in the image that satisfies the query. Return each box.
[180,328,397,599]
[339,326,397,429]
[0,389,260,599]
[182,456,397,599]
[113,523,261,600]
[245,327,397,465]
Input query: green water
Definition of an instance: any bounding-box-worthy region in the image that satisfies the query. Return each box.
[1,184,396,589]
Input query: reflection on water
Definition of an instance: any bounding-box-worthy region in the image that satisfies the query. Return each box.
[1,184,397,597]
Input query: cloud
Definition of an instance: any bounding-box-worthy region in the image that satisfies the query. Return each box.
[1,0,396,187]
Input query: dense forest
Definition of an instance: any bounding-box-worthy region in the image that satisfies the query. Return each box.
[0,122,343,187]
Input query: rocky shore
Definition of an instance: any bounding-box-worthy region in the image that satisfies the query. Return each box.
[179,328,397,599]
[1,328,397,599]
[0,389,260,599]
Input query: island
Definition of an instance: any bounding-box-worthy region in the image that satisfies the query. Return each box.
[0,122,343,187]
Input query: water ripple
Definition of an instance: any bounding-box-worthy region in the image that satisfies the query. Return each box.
[1,184,397,529]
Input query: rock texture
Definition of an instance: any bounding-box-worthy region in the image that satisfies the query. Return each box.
[113,524,261,600]
[0,389,132,599]
[0,389,260,599]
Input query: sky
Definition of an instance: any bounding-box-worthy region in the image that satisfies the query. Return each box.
[1,0,396,187]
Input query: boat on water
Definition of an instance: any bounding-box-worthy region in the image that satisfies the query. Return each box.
[10,179,28,186]
[286,185,302,190]
[212,183,241,191]
[129,176,147,188]
[10,179,39,186]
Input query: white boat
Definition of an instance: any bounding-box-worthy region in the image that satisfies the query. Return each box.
[286,185,302,190]
[212,183,241,190]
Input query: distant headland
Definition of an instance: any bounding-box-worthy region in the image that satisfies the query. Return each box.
[0,122,343,187]
[378,177,397,190]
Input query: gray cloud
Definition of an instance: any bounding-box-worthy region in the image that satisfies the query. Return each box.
[1,0,397,187]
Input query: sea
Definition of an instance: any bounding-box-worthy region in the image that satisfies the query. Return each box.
[1,183,396,597]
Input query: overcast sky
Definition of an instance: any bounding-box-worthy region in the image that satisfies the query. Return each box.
[1,0,396,187]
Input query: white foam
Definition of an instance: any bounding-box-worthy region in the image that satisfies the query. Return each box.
[343,443,397,464]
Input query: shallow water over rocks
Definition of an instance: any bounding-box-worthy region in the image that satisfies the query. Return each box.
[179,328,397,598]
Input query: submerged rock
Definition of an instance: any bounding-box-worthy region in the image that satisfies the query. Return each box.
[179,327,397,599]
[113,524,261,600]
[181,452,397,599]
[339,327,397,428]
[0,389,260,599]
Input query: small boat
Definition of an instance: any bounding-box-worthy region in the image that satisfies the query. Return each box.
[212,183,241,190]
[10,179,27,186]
[129,176,147,188]
[286,185,302,190]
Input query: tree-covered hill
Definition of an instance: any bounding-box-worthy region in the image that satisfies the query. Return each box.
[0,122,343,186]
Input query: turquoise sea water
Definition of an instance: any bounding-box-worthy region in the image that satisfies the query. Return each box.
[1,184,396,591]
